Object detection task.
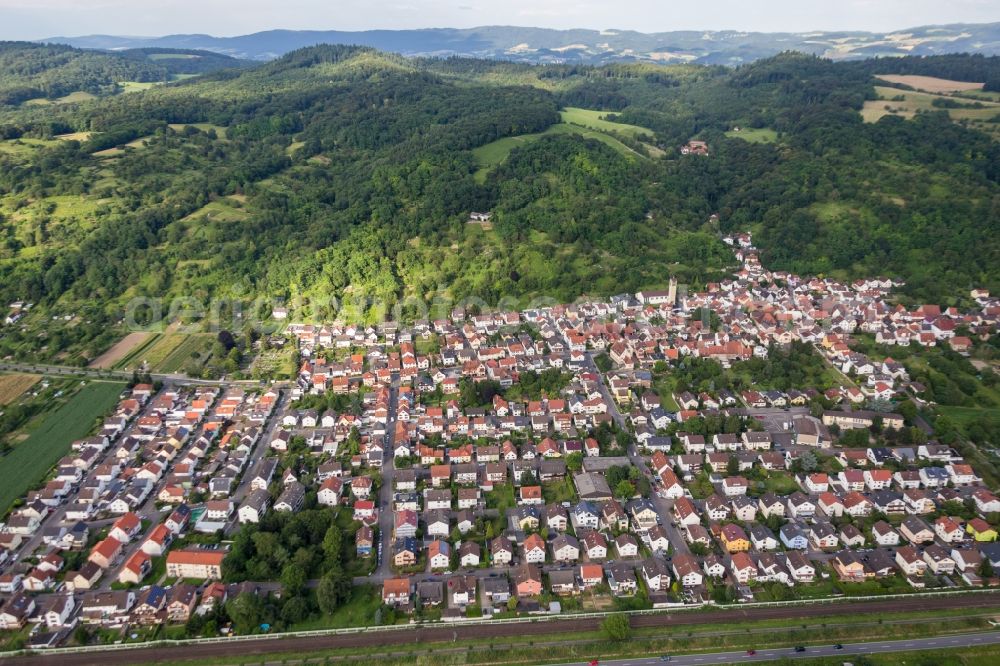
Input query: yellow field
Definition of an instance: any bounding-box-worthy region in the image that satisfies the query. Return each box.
[55,132,95,142]
[88,332,152,368]
[875,75,984,94]
[0,374,41,405]
[861,86,1000,139]
[140,333,188,369]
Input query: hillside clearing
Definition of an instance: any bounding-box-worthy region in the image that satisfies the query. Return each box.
[55,131,95,142]
[725,127,778,143]
[559,107,654,139]
[861,85,1000,138]
[472,120,643,183]
[120,81,159,93]
[0,374,41,405]
[875,74,984,93]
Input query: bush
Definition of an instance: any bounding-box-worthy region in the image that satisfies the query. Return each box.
[600,613,631,641]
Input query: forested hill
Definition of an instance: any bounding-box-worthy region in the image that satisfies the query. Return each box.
[45,22,1000,65]
[0,42,248,106]
[0,45,998,364]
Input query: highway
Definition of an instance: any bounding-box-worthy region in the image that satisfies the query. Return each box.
[554,630,1000,665]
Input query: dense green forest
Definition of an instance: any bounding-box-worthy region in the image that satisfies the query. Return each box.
[0,43,998,363]
[0,42,246,105]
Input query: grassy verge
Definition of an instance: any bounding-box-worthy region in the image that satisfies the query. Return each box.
[755,644,999,665]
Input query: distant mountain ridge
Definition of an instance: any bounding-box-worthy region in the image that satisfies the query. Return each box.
[43,22,1000,65]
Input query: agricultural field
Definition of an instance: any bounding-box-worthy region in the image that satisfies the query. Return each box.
[936,406,1000,428]
[0,374,40,405]
[861,85,1000,138]
[126,332,175,369]
[559,107,654,139]
[107,334,160,370]
[875,74,984,93]
[153,334,215,373]
[89,331,153,368]
[0,381,125,515]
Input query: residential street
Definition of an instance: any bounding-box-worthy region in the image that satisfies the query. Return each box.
[584,352,690,556]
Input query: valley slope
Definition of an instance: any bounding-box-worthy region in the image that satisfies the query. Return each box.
[0,45,998,366]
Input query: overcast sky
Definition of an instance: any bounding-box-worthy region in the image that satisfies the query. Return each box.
[1,0,998,41]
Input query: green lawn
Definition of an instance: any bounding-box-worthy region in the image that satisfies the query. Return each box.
[542,478,578,505]
[0,381,125,515]
[559,107,654,139]
[725,127,778,143]
[747,472,800,497]
[936,406,1000,427]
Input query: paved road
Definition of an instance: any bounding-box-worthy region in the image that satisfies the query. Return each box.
[7,593,1000,665]
[224,388,289,535]
[367,379,399,583]
[553,630,1000,666]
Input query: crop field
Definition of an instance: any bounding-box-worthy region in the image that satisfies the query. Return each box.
[111,332,173,370]
[154,334,215,373]
[89,332,153,368]
[126,333,175,369]
[862,86,1000,121]
[0,381,124,515]
[875,74,984,93]
[861,85,1000,138]
[0,374,41,405]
